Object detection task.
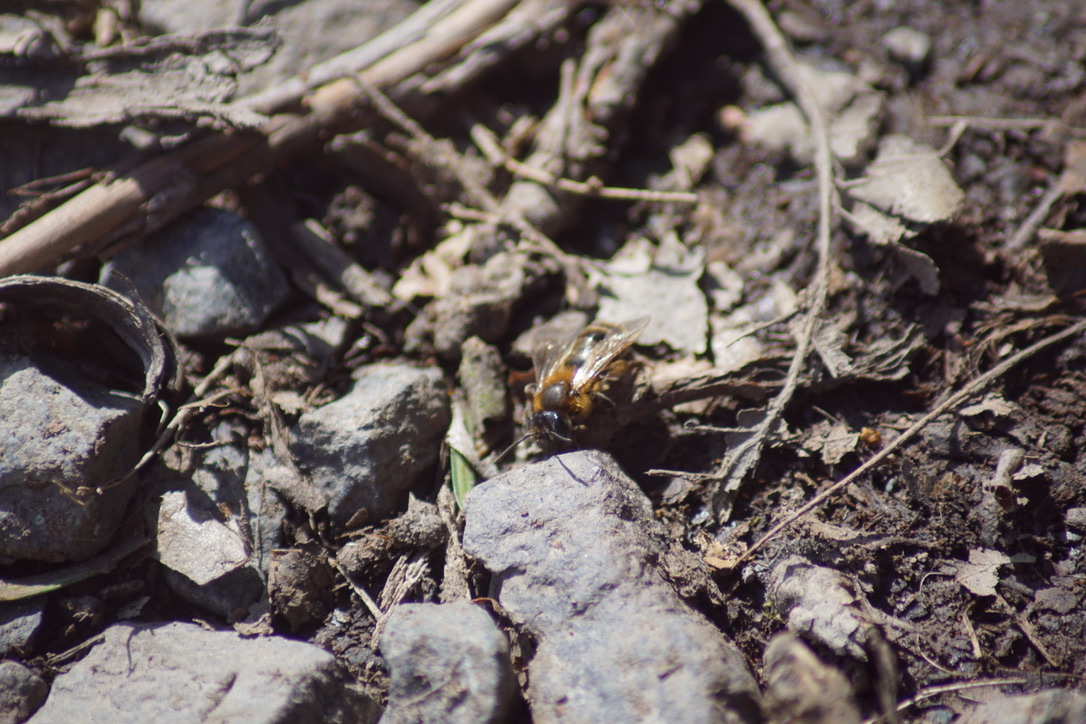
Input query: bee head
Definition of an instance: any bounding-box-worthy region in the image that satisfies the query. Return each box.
[528,410,573,446]
[493,410,575,464]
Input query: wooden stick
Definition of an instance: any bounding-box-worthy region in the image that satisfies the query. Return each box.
[709,0,838,520]
[0,0,525,278]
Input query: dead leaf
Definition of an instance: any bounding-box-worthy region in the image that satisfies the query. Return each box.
[849,201,916,245]
[847,325,926,381]
[592,233,708,354]
[800,420,859,466]
[1013,463,1045,480]
[847,202,940,294]
[392,225,476,301]
[845,135,964,295]
[960,394,1016,418]
[664,133,714,190]
[710,280,796,373]
[1037,228,1086,294]
[850,134,964,223]
[271,390,308,415]
[742,61,883,165]
[812,322,854,378]
[704,260,744,313]
[955,548,1010,597]
[811,322,924,382]
[1031,586,1081,615]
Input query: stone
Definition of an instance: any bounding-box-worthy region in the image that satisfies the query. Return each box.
[462,451,763,724]
[959,688,1086,724]
[767,556,870,660]
[156,489,250,586]
[244,447,290,580]
[404,252,538,362]
[763,632,861,724]
[161,565,266,622]
[291,364,449,526]
[379,602,516,724]
[0,661,47,724]
[0,356,143,563]
[0,598,44,657]
[30,621,378,723]
[881,27,932,78]
[268,546,335,630]
[101,208,288,341]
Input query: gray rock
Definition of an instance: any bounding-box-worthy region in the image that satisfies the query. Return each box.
[140,0,248,35]
[151,435,287,619]
[101,208,288,340]
[30,621,378,723]
[958,688,1086,724]
[1065,507,1086,534]
[179,424,288,581]
[268,545,335,630]
[190,422,250,508]
[0,661,47,724]
[241,317,349,373]
[379,602,516,724]
[462,451,763,724]
[386,496,446,550]
[763,632,861,724]
[881,27,932,76]
[0,598,44,657]
[456,337,509,451]
[291,364,450,526]
[0,356,143,563]
[148,438,259,619]
[161,565,266,622]
[156,489,250,586]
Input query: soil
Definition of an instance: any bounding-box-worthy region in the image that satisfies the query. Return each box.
[2,0,1086,721]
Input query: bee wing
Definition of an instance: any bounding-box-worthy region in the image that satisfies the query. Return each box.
[570,316,650,390]
[530,326,580,385]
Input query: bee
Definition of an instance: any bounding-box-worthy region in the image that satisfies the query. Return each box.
[523,316,650,449]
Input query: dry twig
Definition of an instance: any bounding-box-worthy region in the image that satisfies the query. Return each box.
[927,115,1086,135]
[709,0,838,520]
[0,0,532,278]
[473,125,699,204]
[329,557,383,621]
[498,0,702,235]
[863,676,1029,724]
[734,317,1086,567]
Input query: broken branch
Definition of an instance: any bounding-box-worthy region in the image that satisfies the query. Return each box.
[0,0,531,278]
[734,317,1086,567]
[710,0,838,520]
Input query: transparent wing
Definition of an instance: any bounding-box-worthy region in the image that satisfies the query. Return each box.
[530,325,580,387]
[570,316,650,390]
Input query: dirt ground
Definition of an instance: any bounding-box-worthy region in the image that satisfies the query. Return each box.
[2,0,1086,721]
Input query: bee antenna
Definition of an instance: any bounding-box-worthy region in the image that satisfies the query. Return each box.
[493,432,537,465]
